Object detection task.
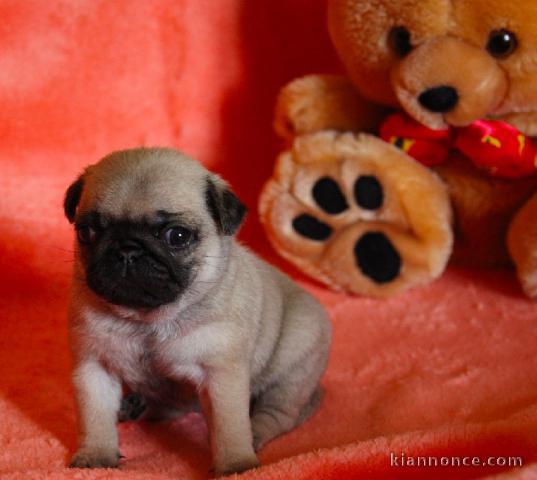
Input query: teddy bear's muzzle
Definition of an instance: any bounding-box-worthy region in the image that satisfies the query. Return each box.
[391,36,508,130]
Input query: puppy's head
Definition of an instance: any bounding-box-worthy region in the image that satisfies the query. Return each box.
[64,148,246,310]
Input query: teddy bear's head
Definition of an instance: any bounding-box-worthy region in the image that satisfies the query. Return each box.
[328,0,537,133]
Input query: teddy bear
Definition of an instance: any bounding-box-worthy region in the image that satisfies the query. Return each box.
[259,0,537,298]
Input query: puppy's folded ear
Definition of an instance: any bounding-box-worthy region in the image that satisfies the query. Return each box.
[64,175,84,223]
[205,176,247,235]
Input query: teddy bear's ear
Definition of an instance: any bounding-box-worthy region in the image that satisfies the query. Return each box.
[63,175,84,223]
[205,176,247,236]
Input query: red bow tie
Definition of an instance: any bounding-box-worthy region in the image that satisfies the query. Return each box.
[380,112,537,179]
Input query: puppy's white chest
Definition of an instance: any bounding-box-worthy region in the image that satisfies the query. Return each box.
[83,312,207,391]
[163,361,205,386]
[81,314,157,390]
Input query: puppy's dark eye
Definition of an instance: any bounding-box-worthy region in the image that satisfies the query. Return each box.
[163,226,193,248]
[77,225,96,244]
[388,26,413,57]
[487,29,518,58]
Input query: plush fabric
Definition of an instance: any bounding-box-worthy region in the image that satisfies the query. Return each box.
[1,1,537,478]
[259,131,453,297]
[261,0,537,300]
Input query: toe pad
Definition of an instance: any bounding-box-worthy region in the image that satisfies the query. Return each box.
[354,232,401,283]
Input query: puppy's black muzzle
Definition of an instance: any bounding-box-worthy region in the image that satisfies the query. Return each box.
[117,240,144,265]
[85,226,190,309]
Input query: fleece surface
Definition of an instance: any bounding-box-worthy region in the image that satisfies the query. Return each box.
[1,1,537,479]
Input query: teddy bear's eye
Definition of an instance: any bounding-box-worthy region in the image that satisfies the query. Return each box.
[486,29,518,59]
[388,26,413,57]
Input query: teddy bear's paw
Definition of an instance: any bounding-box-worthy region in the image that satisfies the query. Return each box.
[507,191,537,300]
[259,131,454,297]
[274,74,386,140]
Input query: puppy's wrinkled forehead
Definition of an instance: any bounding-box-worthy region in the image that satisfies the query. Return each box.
[80,148,209,220]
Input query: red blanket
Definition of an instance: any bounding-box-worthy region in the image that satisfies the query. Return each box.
[1,1,536,478]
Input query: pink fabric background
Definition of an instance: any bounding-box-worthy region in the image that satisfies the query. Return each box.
[1,1,537,478]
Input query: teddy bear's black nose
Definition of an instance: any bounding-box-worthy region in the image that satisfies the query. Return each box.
[418,86,459,113]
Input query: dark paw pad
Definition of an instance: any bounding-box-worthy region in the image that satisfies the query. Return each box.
[292,214,332,241]
[354,232,401,283]
[118,393,147,422]
[354,175,383,210]
[312,177,349,214]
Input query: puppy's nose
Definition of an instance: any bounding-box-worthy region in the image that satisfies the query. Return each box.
[418,86,459,113]
[117,241,143,264]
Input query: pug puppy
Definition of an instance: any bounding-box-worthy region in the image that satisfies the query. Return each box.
[64,148,331,475]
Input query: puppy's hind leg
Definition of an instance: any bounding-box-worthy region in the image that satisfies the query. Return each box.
[250,366,324,451]
[118,393,147,422]
[296,385,324,427]
[251,292,331,451]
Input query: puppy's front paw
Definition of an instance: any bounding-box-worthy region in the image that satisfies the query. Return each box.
[212,455,260,477]
[69,447,121,469]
